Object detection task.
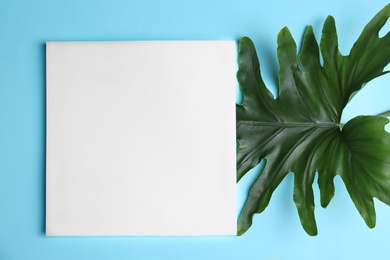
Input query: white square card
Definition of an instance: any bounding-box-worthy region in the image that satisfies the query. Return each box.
[46,41,237,236]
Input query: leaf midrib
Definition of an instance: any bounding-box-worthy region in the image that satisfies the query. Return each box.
[238,120,340,128]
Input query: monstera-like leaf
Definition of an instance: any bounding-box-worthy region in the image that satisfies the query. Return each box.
[237,4,390,236]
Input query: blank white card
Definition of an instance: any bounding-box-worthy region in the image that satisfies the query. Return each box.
[46,41,237,236]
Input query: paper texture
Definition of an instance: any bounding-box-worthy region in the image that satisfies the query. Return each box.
[46,41,237,236]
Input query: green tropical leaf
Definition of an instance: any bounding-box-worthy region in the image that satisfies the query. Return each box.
[237,4,390,236]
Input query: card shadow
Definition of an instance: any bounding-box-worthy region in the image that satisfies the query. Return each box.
[41,43,46,235]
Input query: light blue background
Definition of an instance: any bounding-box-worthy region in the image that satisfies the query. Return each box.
[1,0,390,259]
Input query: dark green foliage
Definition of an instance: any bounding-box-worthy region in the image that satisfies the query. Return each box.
[237,4,390,236]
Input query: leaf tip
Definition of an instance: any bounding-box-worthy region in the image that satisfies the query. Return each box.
[237,229,246,236]
[307,228,318,236]
[320,198,332,209]
[298,211,319,236]
[305,25,314,33]
[364,212,376,229]
[239,36,254,47]
[278,26,292,38]
[237,222,250,236]
[324,15,336,24]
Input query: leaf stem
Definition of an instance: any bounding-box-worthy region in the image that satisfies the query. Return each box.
[238,121,339,128]
[377,110,390,118]
[339,110,390,129]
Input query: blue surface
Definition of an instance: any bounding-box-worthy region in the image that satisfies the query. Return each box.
[1,0,390,259]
